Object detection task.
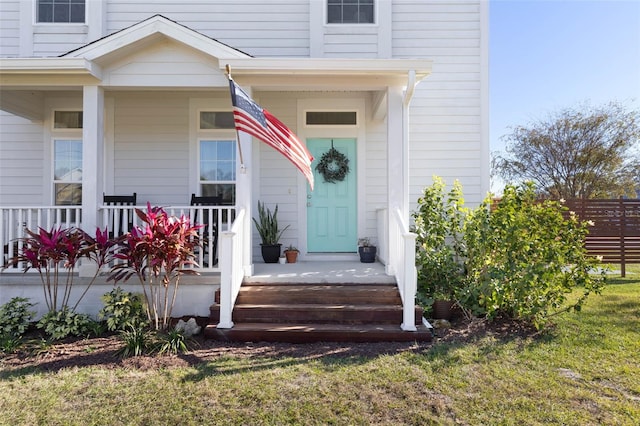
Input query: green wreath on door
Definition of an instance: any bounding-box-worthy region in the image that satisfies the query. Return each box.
[315,145,350,183]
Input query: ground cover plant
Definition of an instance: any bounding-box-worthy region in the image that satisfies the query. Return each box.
[1,276,638,425]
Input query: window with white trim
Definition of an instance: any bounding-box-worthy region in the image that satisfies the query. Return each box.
[327,0,374,24]
[37,0,86,23]
[51,111,83,206]
[198,111,236,205]
[53,139,82,206]
[199,140,236,205]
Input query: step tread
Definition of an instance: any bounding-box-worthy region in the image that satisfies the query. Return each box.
[204,323,433,343]
[231,303,404,309]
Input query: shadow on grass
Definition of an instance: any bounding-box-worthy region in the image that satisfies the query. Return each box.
[179,340,434,382]
[0,337,434,382]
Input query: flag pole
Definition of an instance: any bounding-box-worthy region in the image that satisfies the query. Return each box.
[226,64,246,171]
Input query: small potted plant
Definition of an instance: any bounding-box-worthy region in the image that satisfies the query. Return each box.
[253,201,289,263]
[284,244,299,263]
[357,237,377,263]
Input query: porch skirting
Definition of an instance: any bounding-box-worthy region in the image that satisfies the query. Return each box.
[0,273,220,320]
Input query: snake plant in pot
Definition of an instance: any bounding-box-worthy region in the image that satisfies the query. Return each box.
[253,201,290,263]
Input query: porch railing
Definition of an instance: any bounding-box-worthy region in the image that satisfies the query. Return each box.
[1,205,234,274]
[165,205,236,273]
[1,206,82,272]
[217,208,246,329]
[388,207,418,331]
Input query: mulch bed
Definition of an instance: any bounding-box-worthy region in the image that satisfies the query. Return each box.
[1,318,541,373]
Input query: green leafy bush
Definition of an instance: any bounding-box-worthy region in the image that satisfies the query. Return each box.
[37,307,96,340]
[462,182,605,329]
[412,177,467,303]
[99,287,148,332]
[0,297,36,338]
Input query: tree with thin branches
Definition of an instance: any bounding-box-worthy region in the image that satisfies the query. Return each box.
[494,102,640,199]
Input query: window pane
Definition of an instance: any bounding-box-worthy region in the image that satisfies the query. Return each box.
[306,111,357,125]
[55,183,82,205]
[200,140,236,182]
[54,111,83,128]
[217,140,235,160]
[327,4,341,23]
[37,0,85,23]
[70,2,85,23]
[38,3,53,22]
[200,111,234,129]
[327,0,374,24]
[53,3,70,22]
[200,161,217,181]
[54,140,82,181]
[217,162,235,181]
[201,184,235,205]
[360,4,374,23]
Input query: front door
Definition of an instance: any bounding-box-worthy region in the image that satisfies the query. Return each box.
[307,138,357,253]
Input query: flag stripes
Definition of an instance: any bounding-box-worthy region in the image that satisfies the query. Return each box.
[229,79,314,190]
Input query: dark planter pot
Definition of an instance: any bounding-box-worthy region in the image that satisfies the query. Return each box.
[261,244,282,263]
[432,299,455,320]
[358,246,377,263]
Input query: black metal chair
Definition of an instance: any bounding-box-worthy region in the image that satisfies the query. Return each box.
[103,193,137,237]
[190,194,222,266]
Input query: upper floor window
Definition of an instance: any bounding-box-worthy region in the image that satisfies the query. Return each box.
[327,0,374,24]
[37,0,86,23]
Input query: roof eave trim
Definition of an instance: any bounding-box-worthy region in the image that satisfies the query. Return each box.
[222,58,433,79]
[0,58,102,78]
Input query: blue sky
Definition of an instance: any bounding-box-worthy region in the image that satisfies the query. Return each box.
[490,0,640,159]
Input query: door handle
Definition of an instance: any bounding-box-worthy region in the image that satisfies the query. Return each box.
[307,202,312,207]
[307,195,312,199]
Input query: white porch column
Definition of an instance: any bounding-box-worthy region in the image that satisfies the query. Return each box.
[237,124,254,277]
[386,85,405,274]
[81,85,104,276]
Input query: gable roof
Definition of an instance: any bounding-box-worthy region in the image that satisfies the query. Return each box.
[61,14,251,63]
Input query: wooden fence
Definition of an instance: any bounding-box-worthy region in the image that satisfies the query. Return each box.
[564,198,640,276]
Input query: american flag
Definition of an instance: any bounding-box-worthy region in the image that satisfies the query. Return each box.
[229,79,314,190]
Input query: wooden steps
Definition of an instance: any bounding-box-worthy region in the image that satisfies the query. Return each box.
[204,283,432,343]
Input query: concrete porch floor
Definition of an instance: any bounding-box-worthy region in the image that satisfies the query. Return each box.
[248,261,395,284]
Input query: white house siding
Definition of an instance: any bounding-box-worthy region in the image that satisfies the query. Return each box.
[0,1,19,57]
[322,26,380,58]
[111,92,191,206]
[0,111,44,205]
[365,117,388,233]
[32,26,93,57]
[105,0,311,57]
[393,0,487,207]
[253,92,301,256]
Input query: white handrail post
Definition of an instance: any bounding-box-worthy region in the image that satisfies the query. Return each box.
[401,232,417,331]
[217,230,235,329]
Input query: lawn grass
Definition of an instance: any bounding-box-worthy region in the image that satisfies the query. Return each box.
[1,278,638,425]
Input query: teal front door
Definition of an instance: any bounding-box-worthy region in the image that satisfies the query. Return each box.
[307,138,357,253]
